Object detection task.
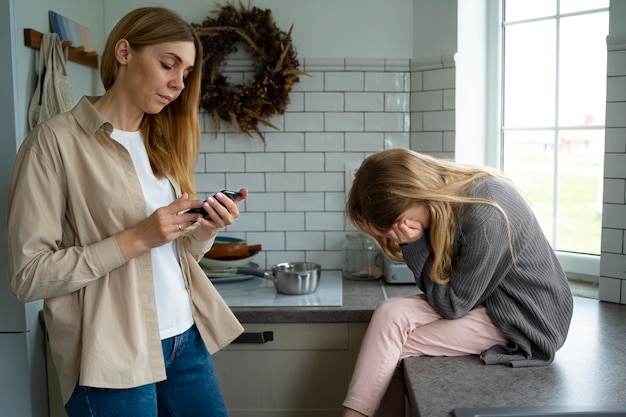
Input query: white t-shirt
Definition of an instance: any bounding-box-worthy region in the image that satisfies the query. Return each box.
[110,128,194,339]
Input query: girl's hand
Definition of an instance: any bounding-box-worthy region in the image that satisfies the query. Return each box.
[365,201,430,245]
[393,218,426,244]
[367,218,425,244]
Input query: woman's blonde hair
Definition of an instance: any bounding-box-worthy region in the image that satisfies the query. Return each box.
[347,148,514,285]
[100,7,202,197]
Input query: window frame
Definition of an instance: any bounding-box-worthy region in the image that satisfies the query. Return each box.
[490,1,609,281]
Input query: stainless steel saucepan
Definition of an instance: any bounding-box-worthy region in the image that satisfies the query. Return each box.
[224,262,321,295]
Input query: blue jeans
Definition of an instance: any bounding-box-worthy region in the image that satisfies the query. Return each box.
[65,325,228,417]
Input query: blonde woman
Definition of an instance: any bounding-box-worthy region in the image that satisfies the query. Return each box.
[8,7,246,417]
[342,148,573,417]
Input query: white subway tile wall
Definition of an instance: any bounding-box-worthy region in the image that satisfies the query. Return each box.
[599,41,626,304]
[410,57,456,157]
[198,57,455,270]
[195,46,625,303]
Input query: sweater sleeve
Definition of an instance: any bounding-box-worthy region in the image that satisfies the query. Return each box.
[399,230,431,292]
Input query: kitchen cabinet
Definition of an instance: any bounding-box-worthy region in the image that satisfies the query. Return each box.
[212,322,368,417]
[46,321,368,417]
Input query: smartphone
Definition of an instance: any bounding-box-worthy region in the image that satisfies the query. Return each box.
[187,190,243,216]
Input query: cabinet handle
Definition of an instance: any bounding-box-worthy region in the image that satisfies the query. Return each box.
[231,331,274,344]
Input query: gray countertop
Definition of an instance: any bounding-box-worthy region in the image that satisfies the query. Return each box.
[403,296,626,417]
[222,272,626,416]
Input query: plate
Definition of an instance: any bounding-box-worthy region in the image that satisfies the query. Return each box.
[200,254,258,269]
[214,236,245,244]
[204,262,260,284]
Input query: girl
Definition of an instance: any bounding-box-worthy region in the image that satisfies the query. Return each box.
[342,148,573,417]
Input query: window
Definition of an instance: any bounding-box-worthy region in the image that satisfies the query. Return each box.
[500,1,609,272]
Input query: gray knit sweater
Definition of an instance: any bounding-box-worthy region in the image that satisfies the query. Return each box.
[401,176,574,367]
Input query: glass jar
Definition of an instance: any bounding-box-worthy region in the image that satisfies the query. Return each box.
[342,233,384,280]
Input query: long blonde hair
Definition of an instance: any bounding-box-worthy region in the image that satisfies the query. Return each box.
[100,7,202,197]
[347,148,514,285]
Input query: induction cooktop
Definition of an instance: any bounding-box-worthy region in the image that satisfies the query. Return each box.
[213,270,343,307]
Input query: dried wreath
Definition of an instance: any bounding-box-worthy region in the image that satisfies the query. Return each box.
[193,2,308,141]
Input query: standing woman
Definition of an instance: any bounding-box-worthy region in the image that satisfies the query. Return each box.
[7,7,245,417]
[342,148,573,417]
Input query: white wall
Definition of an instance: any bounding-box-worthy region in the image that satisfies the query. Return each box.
[413,0,457,59]
[103,0,414,59]
[455,0,491,166]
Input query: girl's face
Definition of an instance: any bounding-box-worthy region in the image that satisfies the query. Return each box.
[121,41,196,114]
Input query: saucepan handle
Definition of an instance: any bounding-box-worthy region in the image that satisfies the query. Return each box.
[223,267,273,280]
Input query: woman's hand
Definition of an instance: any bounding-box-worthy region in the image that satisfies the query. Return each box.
[115,190,248,262]
[189,188,248,241]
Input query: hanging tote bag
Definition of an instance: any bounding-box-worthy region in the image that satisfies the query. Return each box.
[28,33,75,130]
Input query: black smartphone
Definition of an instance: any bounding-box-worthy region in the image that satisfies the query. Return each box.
[187,190,243,216]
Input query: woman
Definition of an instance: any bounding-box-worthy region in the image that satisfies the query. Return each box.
[7,7,245,417]
[342,148,573,417]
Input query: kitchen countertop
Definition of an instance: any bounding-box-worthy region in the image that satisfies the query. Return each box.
[404,296,626,417]
[219,271,626,416]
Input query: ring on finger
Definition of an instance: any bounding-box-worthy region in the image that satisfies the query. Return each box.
[178,224,182,231]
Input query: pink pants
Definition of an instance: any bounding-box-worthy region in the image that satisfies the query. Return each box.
[342,295,509,416]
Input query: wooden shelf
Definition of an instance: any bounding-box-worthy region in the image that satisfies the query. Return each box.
[24,28,98,68]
